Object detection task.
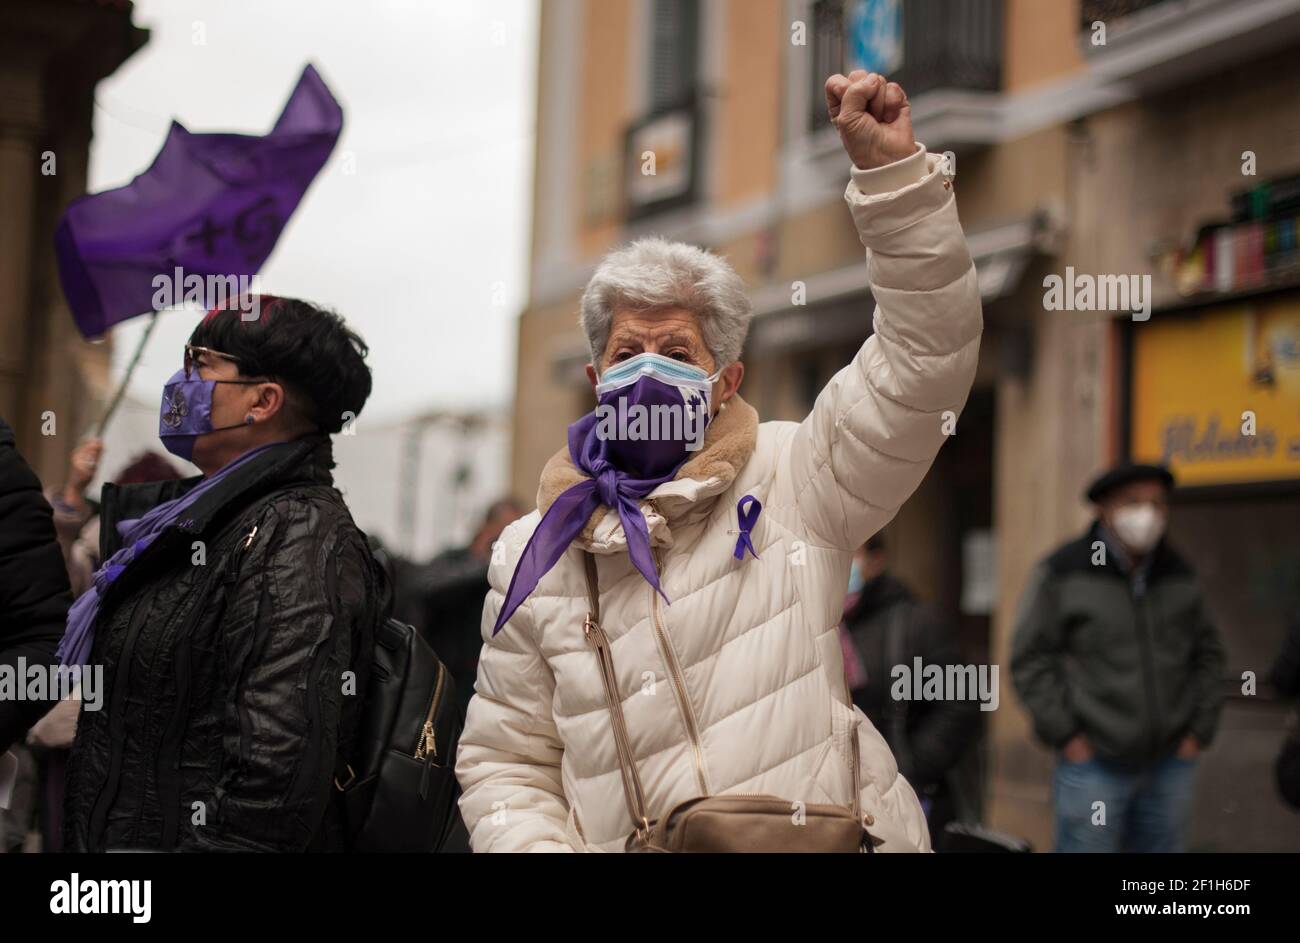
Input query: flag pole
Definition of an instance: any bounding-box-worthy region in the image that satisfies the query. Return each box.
[95,311,159,437]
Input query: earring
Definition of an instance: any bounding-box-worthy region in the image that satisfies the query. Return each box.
[244,414,255,425]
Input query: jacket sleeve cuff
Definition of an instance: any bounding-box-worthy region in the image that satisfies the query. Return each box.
[1189,716,1218,748]
[848,141,928,197]
[843,142,960,254]
[1051,726,1080,749]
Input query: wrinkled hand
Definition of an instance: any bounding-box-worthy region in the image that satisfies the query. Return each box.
[1063,734,1094,764]
[65,438,103,495]
[825,71,915,171]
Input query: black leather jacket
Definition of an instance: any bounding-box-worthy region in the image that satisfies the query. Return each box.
[65,436,390,852]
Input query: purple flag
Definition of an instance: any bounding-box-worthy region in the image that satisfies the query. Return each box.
[55,64,343,338]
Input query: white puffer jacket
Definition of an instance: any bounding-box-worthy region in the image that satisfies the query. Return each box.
[457,144,982,852]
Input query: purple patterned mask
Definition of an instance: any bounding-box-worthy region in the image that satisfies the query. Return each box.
[594,376,709,479]
[158,368,259,462]
[593,353,719,479]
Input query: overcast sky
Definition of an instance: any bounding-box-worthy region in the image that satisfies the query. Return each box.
[92,0,539,425]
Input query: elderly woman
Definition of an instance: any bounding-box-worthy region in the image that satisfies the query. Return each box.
[456,72,982,852]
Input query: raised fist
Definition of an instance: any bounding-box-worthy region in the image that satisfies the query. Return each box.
[825,71,915,171]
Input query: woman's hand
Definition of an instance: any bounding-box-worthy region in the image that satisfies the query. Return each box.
[825,71,915,171]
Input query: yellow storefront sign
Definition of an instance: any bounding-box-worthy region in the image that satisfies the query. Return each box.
[1131,298,1300,486]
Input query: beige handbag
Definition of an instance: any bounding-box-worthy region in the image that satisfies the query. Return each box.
[581,552,877,853]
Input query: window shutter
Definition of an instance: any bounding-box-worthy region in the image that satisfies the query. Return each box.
[650,0,700,111]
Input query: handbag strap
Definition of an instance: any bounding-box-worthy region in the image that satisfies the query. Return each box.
[842,648,865,825]
[584,552,866,833]
[582,552,654,838]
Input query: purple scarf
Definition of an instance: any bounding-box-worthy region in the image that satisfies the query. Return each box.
[492,410,690,636]
[56,443,279,668]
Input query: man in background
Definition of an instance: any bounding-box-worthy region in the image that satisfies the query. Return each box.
[396,499,523,718]
[1012,462,1225,852]
[839,533,981,846]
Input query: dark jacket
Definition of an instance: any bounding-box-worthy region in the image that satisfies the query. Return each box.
[395,546,488,719]
[1271,615,1300,699]
[842,573,980,791]
[64,436,390,852]
[0,417,72,753]
[1011,522,1226,767]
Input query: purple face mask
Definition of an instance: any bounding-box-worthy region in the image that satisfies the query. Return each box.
[593,353,718,479]
[595,377,709,479]
[158,367,259,462]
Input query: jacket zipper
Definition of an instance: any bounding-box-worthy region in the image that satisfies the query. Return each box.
[1130,589,1162,756]
[415,662,446,799]
[157,634,191,848]
[85,595,149,850]
[158,528,255,847]
[647,547,710,795]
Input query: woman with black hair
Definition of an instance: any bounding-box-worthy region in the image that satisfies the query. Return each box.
[63,296,391,852]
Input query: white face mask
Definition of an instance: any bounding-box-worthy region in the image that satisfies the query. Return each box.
[595,352,721,399]
[1111,502,1166,555]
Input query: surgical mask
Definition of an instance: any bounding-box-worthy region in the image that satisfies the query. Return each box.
[847,559,866,595]
[158,368,260,462]
[1111,502,1166,555]
[593,353,722,479]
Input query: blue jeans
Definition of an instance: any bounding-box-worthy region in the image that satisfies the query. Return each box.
[1053,754,1197,852]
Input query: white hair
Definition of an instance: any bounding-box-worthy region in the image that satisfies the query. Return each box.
[579,237,752,370]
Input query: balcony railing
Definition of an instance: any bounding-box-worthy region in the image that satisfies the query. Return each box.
[810,0,1002,133]
[1080,0,1177,29]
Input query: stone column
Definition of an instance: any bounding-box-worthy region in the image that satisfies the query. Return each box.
[0,62,43,439]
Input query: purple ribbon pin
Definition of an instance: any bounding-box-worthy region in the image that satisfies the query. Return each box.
[733,494,762,561]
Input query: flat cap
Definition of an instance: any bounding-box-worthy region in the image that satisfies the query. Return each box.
[1085,462,1175,503]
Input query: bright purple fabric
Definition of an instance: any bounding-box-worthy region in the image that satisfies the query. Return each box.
[56,443,280,668]
[54,64,342,337]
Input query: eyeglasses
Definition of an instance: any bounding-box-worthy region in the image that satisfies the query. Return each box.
[183,344,241,379]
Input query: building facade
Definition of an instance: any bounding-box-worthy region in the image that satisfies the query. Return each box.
[0,0,147,484]
[512,0,1300,851]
